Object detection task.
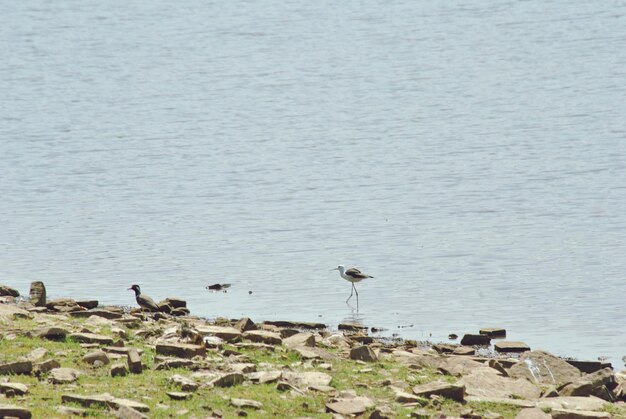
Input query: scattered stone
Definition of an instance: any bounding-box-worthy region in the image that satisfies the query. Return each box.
[83,350,110,366]
[453,346,476,356]
[326,395,375,416]
[76,300,98,309]
[27,347,48,362]
[230,363,256,374]
[535,396,607,412]
[369,408,393,419]
[508,351,582,384]
[114,405,149,419]
[127,348,142,374]
[283,332,316,348]
[465,396,536,408]
[0,404,32,419]
[461,367,542,399]
[410,408,431,418]
[479,328,506,338]
[293,346,336,360]
[0,360,32,375]
[242,330,282,345]
[155,343,206,359]
[211,372,244,387]
[350,345,378,362]
[154,359,197,370]
[494,341,530,353]
[34,359,61,375]
[29,281,46,306]
[234,317,257,332]
[0,382,28,396]
[49,368,83,384]
[35,326,68,341]
[514,408,551,419]
[0,304,32,319]
[338,323,368,332]
[282,371,332,388]
[55,406,89,416]
[412,380,465,402]
[460,334,491,346]
[167,391,192,400]
[70,309,123,320]
[103,347,143,356]
[550,409,611,419]
[61,393,149,412]
[351,335,374,344]
[69,333,114,345]
[566,360,612,374]
[197,325,242,342]
[169,374,198,391]
[231,398,263,409]
[247,370,282,384]
[0,285,19,297]
[110,363,128,377]
[279,328,300,338]
[558,367,615,400]
[394,389,428,404]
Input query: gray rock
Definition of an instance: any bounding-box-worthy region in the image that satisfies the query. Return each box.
[461,334,491,346]
[231,398,263,409]
[61,393,150,413]
[70,309,123,320]
[83,350,110,366]
[0,360,32,375]
[69,333,114,345]
[514,408,551,419]
[169,374,198,391]
[494,341,530,353]
[394,389,428,404]
[349,345,378,362]
[242,330,282,345]
[34,359,61,375]
[55,406,89,416]
[230,363,256,374]
[167,391,192,400]
[535,396,607,412]
[154,359,197,370]
[27,347,48,362]
[35,326,68,341]
[76,300,98,309]
[453,346,476,356]
[508,351,582,385]
[460,367,541,399]
[326,396,375,416]
[197,325,242,342]
[114,405,149,419]
[550,409,611,419]
[479,328,507,338]
[263,320,326,330]
[0,382,29,396]
[566,360,612,374]
[282,371,332,388]
[247,370,282,384]
[0,404,32,419]
[283,332,316,348]
[233,317,257,332]
[162,297,186,308]
[49,368,83,384]
[211,372,244,387]
[338,323,368,332]
[110,363,128,377]
[46,298,82,312]
[558,367,616,400]
[0,285,20,297]
[412,380,465,402]
[127,348,142,374]
[155,342,206,358]
[29,281,46,306]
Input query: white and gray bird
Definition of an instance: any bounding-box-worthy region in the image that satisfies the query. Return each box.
[331,265,374,303]
[128,284,160,312]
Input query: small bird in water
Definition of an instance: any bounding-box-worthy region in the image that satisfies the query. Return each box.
[331,265,374,303]
[128,284,160,312]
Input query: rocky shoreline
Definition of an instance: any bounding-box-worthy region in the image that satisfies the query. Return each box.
[0,282,625,418]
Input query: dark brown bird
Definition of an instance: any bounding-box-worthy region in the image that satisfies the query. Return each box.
[128,284,160,312]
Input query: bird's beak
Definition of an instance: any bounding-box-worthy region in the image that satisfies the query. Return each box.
[330,268,338,271]
[127,287,132,290]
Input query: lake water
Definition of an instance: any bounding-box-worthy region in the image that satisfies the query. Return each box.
[1,1,625,366]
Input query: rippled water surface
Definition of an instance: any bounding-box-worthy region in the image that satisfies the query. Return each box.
[1,0,625,365]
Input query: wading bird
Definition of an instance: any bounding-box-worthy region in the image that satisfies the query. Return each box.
[128,284,160,312]
[331,265,373,303]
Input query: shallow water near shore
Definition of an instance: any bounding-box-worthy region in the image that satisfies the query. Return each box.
[1,1,625,367]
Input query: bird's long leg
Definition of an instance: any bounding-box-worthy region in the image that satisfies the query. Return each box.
[354,283,359,305]
[346,284,354,303]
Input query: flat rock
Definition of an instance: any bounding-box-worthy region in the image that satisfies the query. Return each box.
[535,396,607,412]
[110,363,128,377]
[34,359,61,375]
[412,380,465,402]
[61,393,149,413]
[508,351,582,385]
[197,325,242,342]
[35,326,68,340]
[283,332,316,348]
[391,349,442,369]
[461,334,491,346]
[453,346,476,356]
[566,360,612,374]
[0,304,31,319]
[247,370,282,384]
[0,285,20,297]
[103,347,144,356]
[233,317,257,332]
[0,404,32,419]
[479,328,507,338]
[162,297,186,308]
[438,356,485,376]
[83,350,110,366]
[394,389,428,404]
[0,382,28,396]
[550,409,611,419]
[69,333,114,345]
[76,300,98,309]
[263,320,326,330]
[49,367,82,384]
[514,408,551,419]
[350,345,378,362]
[55,406,89,416]
[114,405,149,419]
[70,309,122,319]
[230,363,256,374]
[465,396,536,408]
[231,398,263,409]
[338,323,368,332]
[27,347,48,362]
[326,396,374,415]
[293,346,336,360]
[169,374,198,391]
[167,391,192,400]
[495,341,530,353]
[210,372,244,387]
[460,367,542,399]
[0,360,32,375]
[155,342,206,358]
[282,371,332,388]
[154,359,197,370]
[243,330,282,345]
